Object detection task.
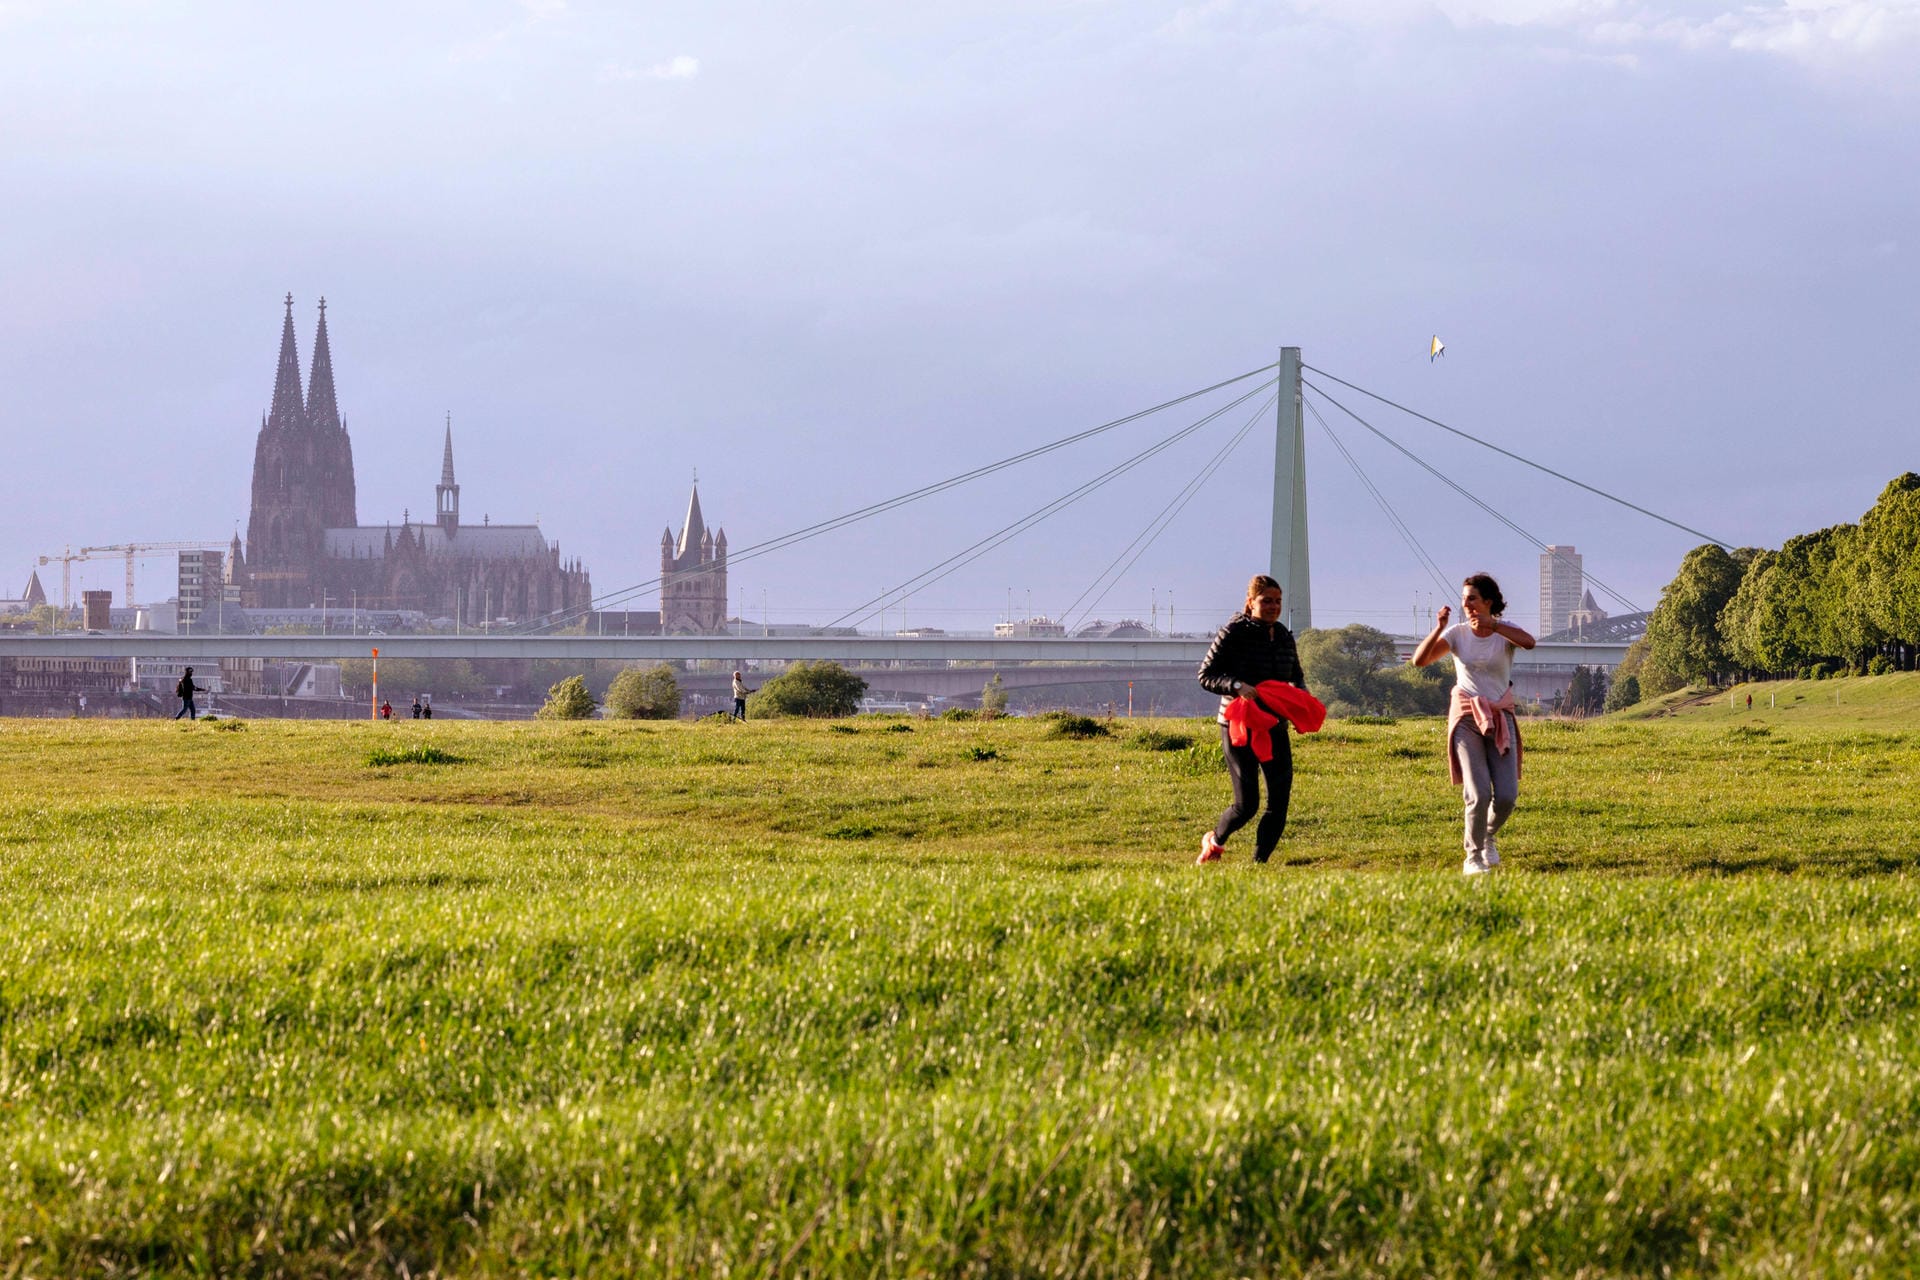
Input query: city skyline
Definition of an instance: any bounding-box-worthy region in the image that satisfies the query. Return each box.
[4,3,1916,635]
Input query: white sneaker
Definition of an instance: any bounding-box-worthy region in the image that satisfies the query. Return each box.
[1462,853,1490,876]
[1482,837,1501,869]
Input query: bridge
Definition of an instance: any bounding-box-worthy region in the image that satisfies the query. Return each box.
[9,345,1687,712]
[0,631,1633,716]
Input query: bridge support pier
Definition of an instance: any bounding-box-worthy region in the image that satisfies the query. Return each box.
[1271,346,1311,631]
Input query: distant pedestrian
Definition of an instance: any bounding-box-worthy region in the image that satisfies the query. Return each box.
[1746,692,1753,710]
[411,695,422,719]
[422,697,433,720]
[1195,574,1319,866]
[1411,573,1537,875]
[380,699,393,720]
[173,667,205,720]
[732,670,751,721]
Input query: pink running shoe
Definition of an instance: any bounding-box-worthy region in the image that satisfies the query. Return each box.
[1196,832,1225,864]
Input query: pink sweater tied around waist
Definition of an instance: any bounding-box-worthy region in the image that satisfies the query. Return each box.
[1446,686,1522,785]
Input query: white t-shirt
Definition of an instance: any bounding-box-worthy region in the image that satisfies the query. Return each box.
[1443,623,1515,700]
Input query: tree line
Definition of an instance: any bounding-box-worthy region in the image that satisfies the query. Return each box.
[1614,472,1920,704]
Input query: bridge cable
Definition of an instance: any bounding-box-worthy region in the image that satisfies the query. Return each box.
[1303,364,1730,549]
[1302,397,1453,599]
[1060,393,1275,634]
[518,361,1281,633]
[826,377,1281,631]
[1304,381,1643,613]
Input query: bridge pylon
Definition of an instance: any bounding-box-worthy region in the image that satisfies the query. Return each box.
[1270,346,1311,631]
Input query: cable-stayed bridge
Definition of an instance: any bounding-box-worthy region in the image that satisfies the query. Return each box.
[4,347,1701,701]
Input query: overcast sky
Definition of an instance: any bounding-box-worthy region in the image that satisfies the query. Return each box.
[3,0,1915,634]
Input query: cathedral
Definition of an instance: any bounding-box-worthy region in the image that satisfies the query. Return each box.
[237,295,593,624]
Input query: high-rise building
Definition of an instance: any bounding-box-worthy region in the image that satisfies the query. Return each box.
[82,590,112,632]
[1539,545,1584,636]
[177,550,223,629]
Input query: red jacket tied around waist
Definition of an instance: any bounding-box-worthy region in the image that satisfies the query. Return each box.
[1224,680,1327,761]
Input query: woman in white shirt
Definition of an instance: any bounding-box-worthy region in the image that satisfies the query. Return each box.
[1410,573,1536,874]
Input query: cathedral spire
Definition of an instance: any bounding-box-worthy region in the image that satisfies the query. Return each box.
[436,412,461,534]
[306,296,340,431]
[267,292,304,430]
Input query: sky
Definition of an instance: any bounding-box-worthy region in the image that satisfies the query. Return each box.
[3,0,1916,635]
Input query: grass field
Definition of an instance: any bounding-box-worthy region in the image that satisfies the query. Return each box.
[4,678,1920,1276]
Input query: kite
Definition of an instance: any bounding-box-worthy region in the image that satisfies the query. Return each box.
[1430,335,1446,363]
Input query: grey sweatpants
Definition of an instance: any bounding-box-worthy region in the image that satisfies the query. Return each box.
[1450,714,1518,856]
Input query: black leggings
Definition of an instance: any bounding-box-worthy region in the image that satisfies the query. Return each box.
[1213,722,1292,862]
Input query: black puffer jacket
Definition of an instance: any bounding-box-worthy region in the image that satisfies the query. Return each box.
[1197,613,1307,708]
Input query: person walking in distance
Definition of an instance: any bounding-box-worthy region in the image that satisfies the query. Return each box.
[731,670,751,722]
[1195,574,1311,865]
[1411,573,1536,875]
[173,667,205,720]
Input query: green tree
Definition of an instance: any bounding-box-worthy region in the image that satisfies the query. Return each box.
[1602,672,1640,712]
[605,664,680,720]
[1566,666,1608,716]
[980,674,1009,715]
[26,604,61,634]
[1770,527,1851,673]
[1616,635,1683,700]
[752,661,867,718]
[1858,472,1920,669]
[1642,544,1751,686]
[1297,624,1447,716]
[1719,549,1788,677]
[536,674,597,720]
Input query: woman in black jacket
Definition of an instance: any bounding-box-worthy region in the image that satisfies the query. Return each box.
[1195,574,1307,865]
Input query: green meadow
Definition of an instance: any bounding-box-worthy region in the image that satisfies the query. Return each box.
[5,678,1920,1277]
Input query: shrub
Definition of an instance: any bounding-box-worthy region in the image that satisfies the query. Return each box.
[941,707,979,722]
[366,744,465,766]
[752,661,868,718]
[967,746,1000,762]
[536,675,598,720]
[981,674,1009,715]
[1345,714,1398,726]
[1131,728,1194,752]
[604,664,680,720]
[1047,714,1109,740]
[1868,655,1896,676]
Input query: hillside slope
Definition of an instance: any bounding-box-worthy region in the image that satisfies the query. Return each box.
[1614,670,1920,729]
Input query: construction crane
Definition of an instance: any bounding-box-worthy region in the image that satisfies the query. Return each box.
[82,541,229,607]
[37,541,228,610]
[34,545,85,612]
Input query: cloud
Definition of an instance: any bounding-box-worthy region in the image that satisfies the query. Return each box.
[649,54,700,80]
[599,54,700,83]
[1163,1,1920,75]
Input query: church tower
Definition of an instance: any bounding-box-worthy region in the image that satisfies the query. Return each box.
[244,295,359,606]
[659,483,727,633]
